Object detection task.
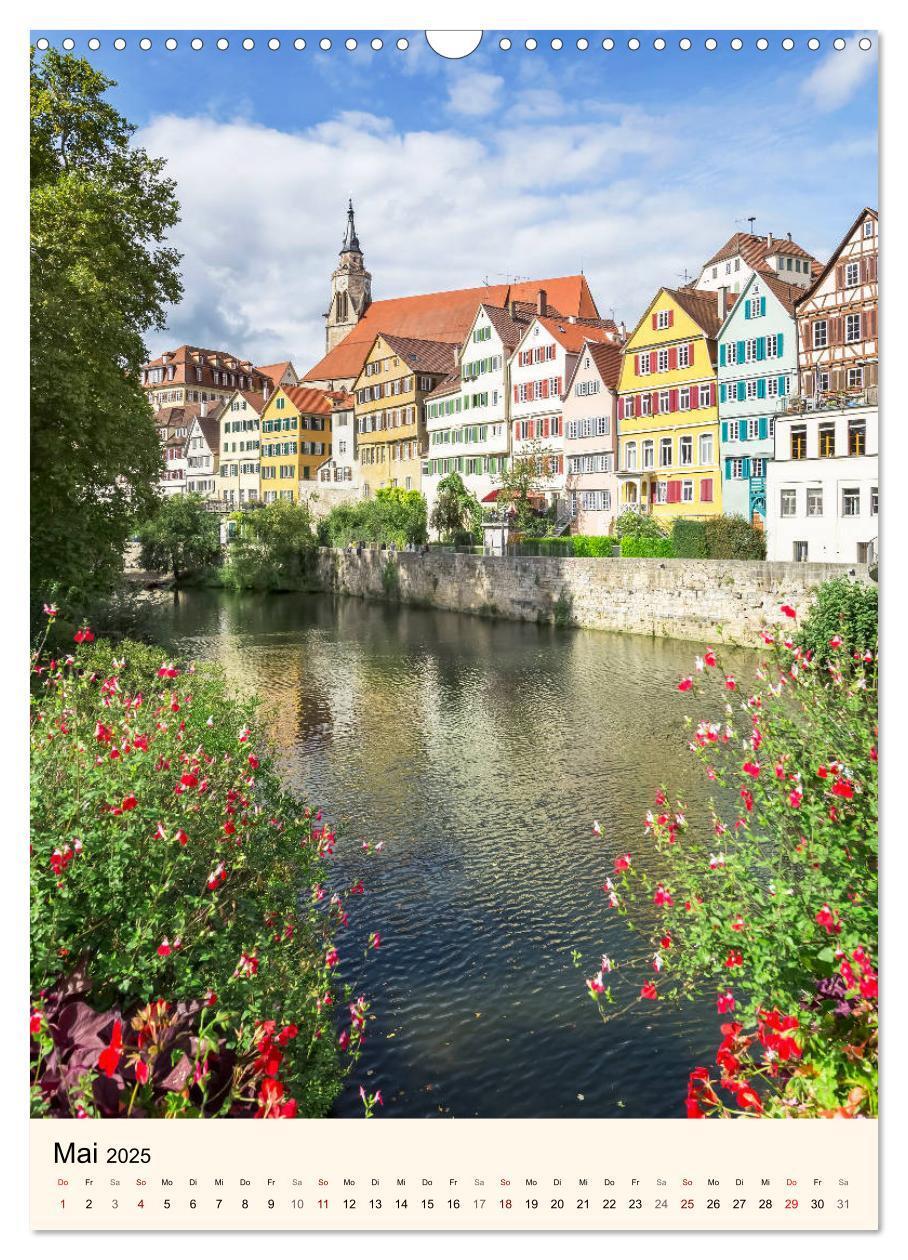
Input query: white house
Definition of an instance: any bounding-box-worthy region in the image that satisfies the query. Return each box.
[184,403,225,501]
[694,230,820,297]
[561,339,623,534]
[765,406,878,565]
[217,389,265,508]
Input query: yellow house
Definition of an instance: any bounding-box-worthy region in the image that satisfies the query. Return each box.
[617,288,723,519]
[353,333,456,496]
[259,386,332,503]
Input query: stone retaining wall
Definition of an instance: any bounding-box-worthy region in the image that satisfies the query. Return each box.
[315,550,871,646]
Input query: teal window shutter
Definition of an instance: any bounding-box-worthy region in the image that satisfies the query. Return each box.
[737,381,745,402]
[737,340,746,362]
[738,419,747,440]
[760,297,767,316]
[742,457,751,478]
[757,378,767,399]
[757,338,766,361]
[744,303,751,321]
[720,383,727,403]
[776,332,784,357]
[778,375,786,395]
[719,343,727,366]
[721,421,728,442]
[758,417,768,440]
[725,458,731,478]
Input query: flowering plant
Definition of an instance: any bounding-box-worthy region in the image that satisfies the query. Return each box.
[586,612,878,1117]
[31,626,376,1117]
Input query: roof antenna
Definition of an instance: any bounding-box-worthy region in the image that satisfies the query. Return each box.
[678,266,692,285]
[747,216,757,234]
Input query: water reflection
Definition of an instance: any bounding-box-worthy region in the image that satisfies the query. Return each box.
[145,589,749,1118]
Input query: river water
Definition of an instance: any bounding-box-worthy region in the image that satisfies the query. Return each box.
[145,589,744,1119]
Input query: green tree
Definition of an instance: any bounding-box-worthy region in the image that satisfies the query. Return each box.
[429,472,482,542]
[796,577,878,662]
[494,440,554,534]
[373,487,428,545]
[31,49,182,613]
[138,494,220,583]
[224,499,317,590]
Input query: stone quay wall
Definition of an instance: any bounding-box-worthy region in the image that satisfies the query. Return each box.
[314,550,871,647]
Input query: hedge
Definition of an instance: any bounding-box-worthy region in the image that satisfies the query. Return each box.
[620,535,675,558]
[671,519,709,559]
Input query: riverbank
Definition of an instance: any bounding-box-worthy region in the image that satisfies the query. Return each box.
[315,550,871,647]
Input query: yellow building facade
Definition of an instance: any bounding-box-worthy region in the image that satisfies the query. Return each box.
[617,288,723,520]
[353,333,455,496]
[259,386,332,503]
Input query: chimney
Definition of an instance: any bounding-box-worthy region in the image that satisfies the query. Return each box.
[200,400,209,417]
[508,298,518,319]
[787,232,792,242]
[537,288,547,316]
[718,285,731,315]
[162,352,171,365]
[620,321,627,341]
[766,231,773,250]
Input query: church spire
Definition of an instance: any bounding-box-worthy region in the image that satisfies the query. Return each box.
[342,198,361,254]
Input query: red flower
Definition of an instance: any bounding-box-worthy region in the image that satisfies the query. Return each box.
[175,829,189,847]
[815,904,842,935]
[831,779,855,800]
[703,650,717,668]
[780,605,797,619]
[741,761,761,778]
[135,1059,150,1085]
[640,981,658,1000]
[614,853,632,872]
[788,789,803,808]
[97,1020,123,1078]
[739,787,753,812]
[717,990,735,1014]
[248,754,260,769]
[724,675,737,691]
[677,677,693,692]
[121,794,138,812]
[73,627,95,644]
[157,939,172,957]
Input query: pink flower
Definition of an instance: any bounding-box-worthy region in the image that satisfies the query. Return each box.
[829,635,844,649]
[717,991,735,1014]
[157,938,172,957]
[724,675,736,691]
[591,820,602,837]
[614,853,632,872]
[43,603,58,618]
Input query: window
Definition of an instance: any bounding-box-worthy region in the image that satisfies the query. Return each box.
[643,440,655,469]
[746,380,758,399]
[656,310,671,329]
[818,423,836,457]
[656,481,668,503]
[793,541,809,562]
[845,262,860,288]
[766,334,778,357]
[780,489,797,517]
[812,321,828,349]
[748,297,762,319]
[816,371,830,394]
[871,486,879,515]
[659,390,670,413]
[625,441,637,470]
[791,426,807,459]
[863,219,874,238]
[679,436,693,465]
[657,349,669,373]
[746,418,760,440]
[698,433,713,464]
[842,488,861,516]
[681,480,694,503]
[847,366,865,389]
[659,437,672,466]
[807,487,824,517]
[849,420,866,455]
[679,387,690,411]
[699,385,711,407]
[845,314,862,343]
[751,458,766,478]
[730,458,745,479]
[677,344,690,368]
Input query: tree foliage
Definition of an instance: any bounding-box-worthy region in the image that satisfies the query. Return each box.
[223,499,318,591]
[320,487,428,548]
[31,49,183,613]
[494,440,554,534]
[137,494,221,581]
[429,472,482,542]
[796,577,878,663]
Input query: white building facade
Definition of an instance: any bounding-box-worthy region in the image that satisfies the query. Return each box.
[766,406,878,565]
[184,408,223,501]
[561,340,622,534]
[217,390,265,508]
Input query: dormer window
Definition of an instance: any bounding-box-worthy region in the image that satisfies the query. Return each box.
[863,219,874,238]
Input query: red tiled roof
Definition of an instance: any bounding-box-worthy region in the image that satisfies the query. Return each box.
[281,385,334,416]
[753,270,804,317]
[379,334,458,375]
[230,390,266,412]
[586,341,624,391]
[255,361,296,386]
[303,275,600,384]
[663,287,723,338]
[535,315,616,354]
[143,344,268,391]
[425,372,462,402]
[703,231,821,274]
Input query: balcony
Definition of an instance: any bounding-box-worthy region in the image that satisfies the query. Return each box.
[777,385,878,416]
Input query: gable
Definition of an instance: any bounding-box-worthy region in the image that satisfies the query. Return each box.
[625,291,705,352]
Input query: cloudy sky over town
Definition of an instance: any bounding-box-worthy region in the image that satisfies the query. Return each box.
[38,30,878,372]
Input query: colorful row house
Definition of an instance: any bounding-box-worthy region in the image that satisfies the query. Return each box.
[353,333,456,496]
[259,386,332,503]
[717,272,800,524]
[509,313,619,517]
[617,289,723,519]
[422,301,534,511]
[767,208,879,565]
[184,404,224,498]
[217,389,266,508]
[562,340,623,532]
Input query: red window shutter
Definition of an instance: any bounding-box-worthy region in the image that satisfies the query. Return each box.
[836,263,846,290]
[688,387,697,411]
[700,478,713,503]
[651,391,659,414]
[868,254,878,281]
[669,347,678,370]
[556,378,562,394]
[801,322,812,351]
[541,379,548,399]
[668,310,674,327]
[634,394,642,418]
[652,313,659,330]
[634,353,640,375]
[669,388,679,411]
[689,341,696,363]
[667,480,680,504]
[868,307,877,337]
[709,382,716,407]
[513,385,518,402]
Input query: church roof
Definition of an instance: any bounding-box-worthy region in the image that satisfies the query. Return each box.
[303,274,601,384]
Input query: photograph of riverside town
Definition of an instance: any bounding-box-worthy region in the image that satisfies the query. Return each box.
[30,31,878,1122]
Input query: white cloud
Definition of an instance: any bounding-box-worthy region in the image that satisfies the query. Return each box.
[446,71,503,117]
[136,83,874,374]
[801,35,877,112]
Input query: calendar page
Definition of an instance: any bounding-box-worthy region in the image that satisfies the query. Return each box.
[27,15,879,1236]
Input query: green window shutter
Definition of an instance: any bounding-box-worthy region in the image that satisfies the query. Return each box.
[719,344,727,365]
[778,375,786,395]
[737,381,745,402]
[776,332,784,357]
[757,378,767,399]
[721,421,728,442]
[757,338,766,361]
[738,419,747,440]
[742,457,751,479]
[719,383,727,403]
[760,297,767,316]
[758,418,768,440]
[744,303,751,321]
[737,340,746,363]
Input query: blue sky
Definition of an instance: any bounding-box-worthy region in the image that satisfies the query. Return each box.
[35,30,879,370]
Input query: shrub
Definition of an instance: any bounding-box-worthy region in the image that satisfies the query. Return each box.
[138,494,221,582]
[583,610,877,1118]
[615,510,669,542]
[30,623,378,1118]
[321,488,427,548]
[223,499,317,591]
[571,535,613,558]
[796,577,878,662]
[703,514,766,560]
[671,519,708,559]
[620,535,675,558]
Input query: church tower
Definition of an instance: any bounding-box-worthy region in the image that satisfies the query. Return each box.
[325,200,372,353]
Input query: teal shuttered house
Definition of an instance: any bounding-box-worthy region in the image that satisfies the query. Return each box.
[717,271,800,524]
